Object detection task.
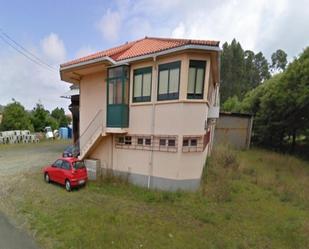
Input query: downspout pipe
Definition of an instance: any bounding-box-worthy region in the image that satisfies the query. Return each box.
[148,56,157,189]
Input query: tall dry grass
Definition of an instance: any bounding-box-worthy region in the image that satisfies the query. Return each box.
[201,145,240,202]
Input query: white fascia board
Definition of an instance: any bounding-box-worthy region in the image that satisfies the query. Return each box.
[59,56,117,71]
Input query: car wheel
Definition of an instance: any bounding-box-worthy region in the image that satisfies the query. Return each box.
[44,173,50,183]
[65,180,71,192]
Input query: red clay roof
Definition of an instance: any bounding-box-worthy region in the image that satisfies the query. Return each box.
[61,37,220,68]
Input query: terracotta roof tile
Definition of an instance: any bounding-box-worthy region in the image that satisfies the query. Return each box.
[61,37,220,67]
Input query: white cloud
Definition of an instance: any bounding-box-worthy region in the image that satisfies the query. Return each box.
[41,33,66,63]
[95,0,309,59]
[96,9,122,42]
[75,46,95,58]
[171,22,186,38]
[0,33,70,112]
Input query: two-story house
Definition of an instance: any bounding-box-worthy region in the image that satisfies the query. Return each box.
[60,37,220,191]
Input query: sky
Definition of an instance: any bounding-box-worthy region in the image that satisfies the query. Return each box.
[0,0,308,112]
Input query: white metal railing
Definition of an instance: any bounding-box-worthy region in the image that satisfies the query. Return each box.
[78,109,104,158]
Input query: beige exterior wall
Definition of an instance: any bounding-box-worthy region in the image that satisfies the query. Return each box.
[79,70,107,134]
[79,50,218,188]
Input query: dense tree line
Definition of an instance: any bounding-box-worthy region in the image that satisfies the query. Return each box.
[222,43,309,156]
[220,39,287,103]
[0,100,70,132]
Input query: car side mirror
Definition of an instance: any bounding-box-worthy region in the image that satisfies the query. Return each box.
[52,164,57,168]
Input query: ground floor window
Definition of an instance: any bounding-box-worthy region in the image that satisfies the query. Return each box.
[182,135,204,152]
[115,135,178,152]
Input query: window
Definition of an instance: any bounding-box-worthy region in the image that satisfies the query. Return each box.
[183,139,189,147]
[62,161,71,170]
[187,60,206,99]
[117,136,125,144]
[182,136,204,152]
[168,139,176,147]
[53,160,63,168]
[107,66,129,105]
[115,135,177,152]
[137,138,144,145]
[133,67,152,102]
[73,161,85,170]
[125,136,132,145]
[159,139,166,146]
[158,61,181,100]
[156,136,177,152]
[190,139,197,146]
[145,138,151,145]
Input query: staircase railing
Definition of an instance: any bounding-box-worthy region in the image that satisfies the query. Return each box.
[76,109,104,158]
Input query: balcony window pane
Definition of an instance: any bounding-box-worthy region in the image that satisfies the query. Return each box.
[108,81,114,104]
[143,73,151,97]
[115,79,122,104]
[123,79,129,104]
[188,67,196,94]
[169,68,179,93]
[196,68,204,94]
[134,74,142,98]
[159,70,168,94]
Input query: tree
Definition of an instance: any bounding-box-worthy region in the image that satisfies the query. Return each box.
[220,39,245,102]
[254,52,271,82]
[243,50,260,92]
[51,107,68,128]
[0,100,33,131]
[31,103,51,132]
[220,39,271,103]
[241,47,309,153]
[222,96,242,112]
[271,49,288,72]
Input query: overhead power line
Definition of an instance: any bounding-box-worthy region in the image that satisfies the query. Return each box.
[0,28,58,74]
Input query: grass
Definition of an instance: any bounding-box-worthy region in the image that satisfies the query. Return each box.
[0,144,309,249]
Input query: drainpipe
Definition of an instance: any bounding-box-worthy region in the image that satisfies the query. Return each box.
[148,56,157,189]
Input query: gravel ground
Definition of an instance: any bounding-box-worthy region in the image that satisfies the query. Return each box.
[0,140,70,176]
[0,140,70,249]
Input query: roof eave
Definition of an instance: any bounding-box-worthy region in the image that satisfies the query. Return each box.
[117,44,221,64]
[60,56,117,72]
[59,44,221,72]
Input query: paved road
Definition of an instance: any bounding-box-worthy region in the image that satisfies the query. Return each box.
[0,212,38,249]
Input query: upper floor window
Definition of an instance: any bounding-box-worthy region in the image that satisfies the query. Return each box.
[133,67,152,102]
[158,61,181,101]
[107,65,129,105]
[187,60,206,99]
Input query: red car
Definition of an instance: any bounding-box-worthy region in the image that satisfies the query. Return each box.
[43,158,88,191]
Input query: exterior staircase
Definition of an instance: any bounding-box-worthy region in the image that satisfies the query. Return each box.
[77,109,105,159]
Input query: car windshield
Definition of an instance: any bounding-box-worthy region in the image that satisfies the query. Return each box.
[73,161,85,170]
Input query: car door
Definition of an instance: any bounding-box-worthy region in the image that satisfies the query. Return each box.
[60,160,71,184]
[50,159,63,183]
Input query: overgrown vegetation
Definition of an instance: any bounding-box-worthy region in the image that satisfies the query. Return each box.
[221,40,308,157]
[0,144,309,249]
